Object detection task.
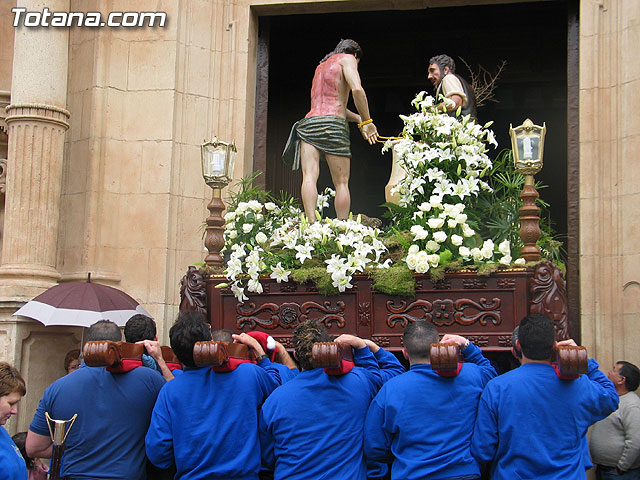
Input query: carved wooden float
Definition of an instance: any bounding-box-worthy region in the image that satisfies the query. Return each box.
[179,260,568,352]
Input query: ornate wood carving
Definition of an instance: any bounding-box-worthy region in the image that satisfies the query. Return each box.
[236,300,346,330]
[467,335,490,347]
[463,278,487,289]
[386,297,501,328]
[497,278,516,288]
[358,302,371,326]
[371,336,391,347]
[530,261,569,339]
[497,335,512,347]
[274,336,294,349]
[432,280,451,290]
[179,266,207,315]
[280,283,298,292]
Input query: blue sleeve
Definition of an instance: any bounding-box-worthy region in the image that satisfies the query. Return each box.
[364,394,393,463]
[353,346,383,394]
[256,359,281,398]
[29,386,53,436]
[584,358,619,420]
[461,343,497,385]
[374,348,405,384]
[471,387,499,466]
[258,406,275,470]
[145,388,175,469]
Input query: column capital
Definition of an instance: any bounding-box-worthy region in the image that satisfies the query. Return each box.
[5,103,70,130]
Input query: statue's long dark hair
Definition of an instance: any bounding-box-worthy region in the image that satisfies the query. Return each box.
[320,39,362,64]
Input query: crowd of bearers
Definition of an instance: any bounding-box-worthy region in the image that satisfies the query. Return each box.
[10,310,626,479]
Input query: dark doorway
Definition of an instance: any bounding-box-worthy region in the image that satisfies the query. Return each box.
[258,0,570,237]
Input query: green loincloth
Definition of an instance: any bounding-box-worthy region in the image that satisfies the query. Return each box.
[282,115,351,170]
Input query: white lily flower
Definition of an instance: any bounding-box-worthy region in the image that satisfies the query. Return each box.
[270,263,291,283]
[295,244,314,264]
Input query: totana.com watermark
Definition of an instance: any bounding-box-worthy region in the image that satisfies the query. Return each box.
[12,7,167,27]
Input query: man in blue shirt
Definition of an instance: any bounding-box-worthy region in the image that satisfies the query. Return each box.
[26,319,165,480]
[364,321,496,480]
[471,313,619,480]
[146,311,281,479]
[259,320,387,480]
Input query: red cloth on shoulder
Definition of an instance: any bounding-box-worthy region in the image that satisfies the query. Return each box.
[166,362,183,371]
[552,362,580,380]
[434,362,463,377]
[324,359,355,376]
[211,357,255,373]
[106,358,143,373]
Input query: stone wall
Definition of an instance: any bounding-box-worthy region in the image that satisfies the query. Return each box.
[579,0,640,370]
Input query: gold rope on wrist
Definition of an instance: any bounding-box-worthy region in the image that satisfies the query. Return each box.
[357,118,373,129]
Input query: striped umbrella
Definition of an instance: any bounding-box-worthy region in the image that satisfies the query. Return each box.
[13,275,150,327]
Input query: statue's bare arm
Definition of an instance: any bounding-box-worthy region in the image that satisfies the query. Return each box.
[341,55,378,144]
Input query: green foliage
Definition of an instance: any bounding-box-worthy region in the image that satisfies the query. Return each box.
[225,171,275,212]
[467,149,566,265]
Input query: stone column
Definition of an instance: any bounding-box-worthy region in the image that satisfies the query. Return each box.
[0,0,70,300]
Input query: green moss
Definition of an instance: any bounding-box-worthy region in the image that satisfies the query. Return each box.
[290,266,339,296]
[477,263,500,276]
[371,265,416,297]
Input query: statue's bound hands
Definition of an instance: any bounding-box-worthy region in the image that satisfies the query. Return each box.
[361,122,378,145]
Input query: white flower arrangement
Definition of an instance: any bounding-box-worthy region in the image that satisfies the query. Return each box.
[222,190,388,302]
[385,92,524,273]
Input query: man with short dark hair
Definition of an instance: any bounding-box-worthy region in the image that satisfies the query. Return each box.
[145,311,281,479]
[26,319,165,480]
[428,54,477,120]
[471,313,619,480]
[124,314,174,381]
[364,321,496,479]
[590,360,640,478]
[259,320,388,480]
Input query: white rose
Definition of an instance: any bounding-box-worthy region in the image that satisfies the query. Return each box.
[514,258,526,265]
[255,232,268,244]
[408,244,420,255]
[447,219,458,229]
[459,246,471,258]
[242,223,253,233]
[462,224,475,238]
[224,211,236,222]
[411,225,428,241]
[428,218,445,229]
[426,240,440,252]
[481,239,495,259]
[499,254,512,265]
[415,259,430,273]
[433,231,447,243]
[427,254,440,267]
[498,239,511,256]
[455,213,468,224]
[471,248,483,262]
[406,253,418,270]
[228,230,238,239]
[418,202,432,212]
[264,202,277,211]
[451,234,463,246]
